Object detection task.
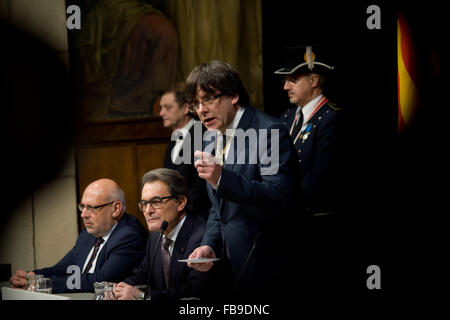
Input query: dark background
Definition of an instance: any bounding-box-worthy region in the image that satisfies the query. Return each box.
[262,0,446,298]
[1,0,445,307]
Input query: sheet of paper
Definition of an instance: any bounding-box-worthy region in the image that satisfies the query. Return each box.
[178,257,221,263]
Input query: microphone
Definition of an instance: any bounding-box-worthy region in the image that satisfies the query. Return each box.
[145,220,168,300]
[233,232,261,292]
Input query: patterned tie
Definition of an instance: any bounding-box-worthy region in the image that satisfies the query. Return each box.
[291,109,304,140]
[83,237,104,274]
[161,237,173,288]
[217,134,229,165]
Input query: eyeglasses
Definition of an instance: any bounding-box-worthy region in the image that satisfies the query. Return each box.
[188,93,224,112]
[137,196,177,211]
[78,200,117,214]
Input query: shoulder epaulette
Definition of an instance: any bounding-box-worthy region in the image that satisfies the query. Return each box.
[327,101,342,112]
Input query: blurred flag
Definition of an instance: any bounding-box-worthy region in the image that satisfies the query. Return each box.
[397,12,419,134]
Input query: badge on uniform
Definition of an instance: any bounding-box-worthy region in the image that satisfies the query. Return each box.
[300,123,312,143]
[302,132,310,142]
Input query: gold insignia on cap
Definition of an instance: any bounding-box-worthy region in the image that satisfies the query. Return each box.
[304,46,316,70]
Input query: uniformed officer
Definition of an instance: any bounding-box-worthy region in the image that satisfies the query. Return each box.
[275,45,343,215]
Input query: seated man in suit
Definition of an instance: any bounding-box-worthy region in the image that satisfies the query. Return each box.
[160,83,211,220]
[113,168,215,300]
[9,179,148,293]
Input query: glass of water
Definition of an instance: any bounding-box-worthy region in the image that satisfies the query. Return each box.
[35,277,52,294]
[26,273,44,291]
[93,281,115,300]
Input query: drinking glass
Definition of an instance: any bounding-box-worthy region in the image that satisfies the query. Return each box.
[35,277,52,294]
[26,273,44,291]
[93,281,115,300]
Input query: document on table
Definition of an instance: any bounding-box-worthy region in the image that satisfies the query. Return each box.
[178,257,221,263]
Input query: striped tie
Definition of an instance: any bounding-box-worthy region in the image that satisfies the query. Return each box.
[83,237,104,274]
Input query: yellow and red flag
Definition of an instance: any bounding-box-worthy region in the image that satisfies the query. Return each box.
[397,12,419,134]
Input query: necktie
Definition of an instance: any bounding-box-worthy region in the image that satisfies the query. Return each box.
[291,109,304,140]
[161,237,173,288]
[217,134,230,165]
[83,237,104,274]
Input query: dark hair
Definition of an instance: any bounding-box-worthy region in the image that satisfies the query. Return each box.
[185,60,250,107]
[160,82,195,118]
[161,82,187,106]
[140,168,192,213]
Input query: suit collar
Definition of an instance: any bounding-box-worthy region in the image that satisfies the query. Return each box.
[234,105,254,131]
[171,214,194,259]
[169,214,195,286]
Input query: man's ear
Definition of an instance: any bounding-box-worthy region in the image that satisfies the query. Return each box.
[182,103,190,115]
[177,195,187,213]
[112,201,123,219]
[310,74,319,87]
[231,94,239,106]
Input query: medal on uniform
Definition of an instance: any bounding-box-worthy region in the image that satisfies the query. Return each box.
[302,132,310,141]
[300,124,312,142]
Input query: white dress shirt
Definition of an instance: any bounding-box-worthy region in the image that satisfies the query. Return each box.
[298,94,324,130]
[82,223,118,274]
[171,118,195,164]
[212,106,245,189]
[163,215,187,257]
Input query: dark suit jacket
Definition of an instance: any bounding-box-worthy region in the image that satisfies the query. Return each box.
[280,101,344,213]
[124,214,215,301]
[200,105,301,295]
[34,214,148,293]
[164,121,211,220]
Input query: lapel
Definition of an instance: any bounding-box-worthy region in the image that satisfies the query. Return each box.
[283,108,297,131]
[149,232,165,289]
[216,106,255,214]
[294,103,329,148]
[164,140,176,168]
[168,215,193,287]
[80,233,96,267]
[202,106,255,213]
[94,217,123,269]
[223,105,254,173]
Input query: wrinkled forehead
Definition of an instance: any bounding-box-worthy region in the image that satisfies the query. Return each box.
[142,180,170,198]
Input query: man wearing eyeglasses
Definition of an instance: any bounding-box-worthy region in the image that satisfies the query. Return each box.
[9,178,148,293]
[113,169,217,300]
[184,61,301,297]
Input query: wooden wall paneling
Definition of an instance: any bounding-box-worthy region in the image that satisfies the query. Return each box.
[76,117,172,232]
[136,143,168,182]
[77,144,143,229]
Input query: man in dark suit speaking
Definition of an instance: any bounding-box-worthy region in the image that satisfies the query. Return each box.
[185,61,301,297]
[113,169,215,300]
[9,179,148,293]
